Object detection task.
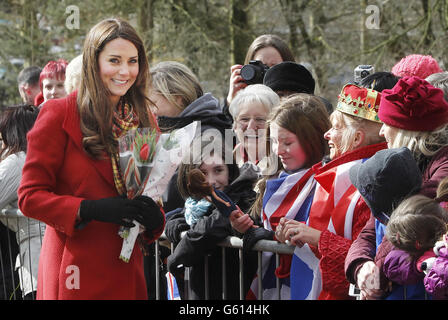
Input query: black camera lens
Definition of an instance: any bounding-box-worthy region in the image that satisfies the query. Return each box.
[361,70,369,78]
[241,65,257,82]
[240,60,269,85]
[241,65,265,84]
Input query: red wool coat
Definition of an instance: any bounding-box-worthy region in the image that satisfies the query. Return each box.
[18,92,164,300]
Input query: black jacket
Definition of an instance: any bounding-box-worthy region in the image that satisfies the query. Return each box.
[161,93,232,213]
[165,163,259,299]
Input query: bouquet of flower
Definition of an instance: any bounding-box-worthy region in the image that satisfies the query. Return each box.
[117,121,198,262]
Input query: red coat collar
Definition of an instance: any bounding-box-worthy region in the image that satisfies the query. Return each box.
[61,91,115,187]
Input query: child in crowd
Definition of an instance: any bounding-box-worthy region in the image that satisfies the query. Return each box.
[165,137,259,300]
[383,177,448,299]
[230,93,330,299]
[346,147,423,300]
[384,194,448,298]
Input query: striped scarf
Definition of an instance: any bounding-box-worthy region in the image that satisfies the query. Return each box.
[111,98,140,196]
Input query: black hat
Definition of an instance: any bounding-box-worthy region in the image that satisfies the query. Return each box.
[263,62,315,94]
[349,147,422,225]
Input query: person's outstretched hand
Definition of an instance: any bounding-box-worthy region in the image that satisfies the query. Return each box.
[229,206,255,234]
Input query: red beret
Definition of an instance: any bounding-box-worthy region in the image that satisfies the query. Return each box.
[378,76,448,132]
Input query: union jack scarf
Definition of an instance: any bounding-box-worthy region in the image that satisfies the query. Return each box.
[291,159,363,300]
[247,168,316,300]
[290,142,387,300]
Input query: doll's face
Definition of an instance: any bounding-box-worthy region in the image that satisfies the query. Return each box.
[199,153,229,192]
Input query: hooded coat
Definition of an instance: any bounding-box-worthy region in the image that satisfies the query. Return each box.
[165,163,259,300]
[161,93,232,212]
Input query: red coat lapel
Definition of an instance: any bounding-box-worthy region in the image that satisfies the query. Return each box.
[62,92,115,187]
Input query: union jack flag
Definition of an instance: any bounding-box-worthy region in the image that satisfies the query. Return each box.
[247,168,316,300]
[290,159,364,300]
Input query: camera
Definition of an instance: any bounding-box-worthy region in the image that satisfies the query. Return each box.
[354,65,375,85]
[240,60,269,85]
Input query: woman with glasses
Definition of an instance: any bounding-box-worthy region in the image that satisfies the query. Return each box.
[228,84,280,171]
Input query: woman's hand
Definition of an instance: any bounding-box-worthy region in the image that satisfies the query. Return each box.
[277,217,321,247]
[356,261,383,300]
[229,206,254,234]
[275,217,298,243]
[226,64,247,105]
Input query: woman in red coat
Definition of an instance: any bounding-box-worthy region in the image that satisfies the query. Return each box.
[17,18,165,300]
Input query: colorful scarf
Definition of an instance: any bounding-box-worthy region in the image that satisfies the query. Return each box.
[111,98,140,196]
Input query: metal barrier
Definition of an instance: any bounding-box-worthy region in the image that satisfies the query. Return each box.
[154,232,295,300]
[0,208,45,300]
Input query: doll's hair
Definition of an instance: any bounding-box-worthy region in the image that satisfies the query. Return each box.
[177,136,239,199]
[386,194,448,257]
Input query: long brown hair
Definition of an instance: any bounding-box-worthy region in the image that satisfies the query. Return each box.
[244,34,296,64]
[249,94,331,218]
[78,18,157,159]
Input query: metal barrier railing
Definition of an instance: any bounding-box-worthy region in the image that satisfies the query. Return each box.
[0,208,45,300]
[0,211,430,300]
[154,232,295,300]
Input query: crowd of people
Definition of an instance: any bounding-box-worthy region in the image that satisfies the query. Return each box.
[1,16,448,301]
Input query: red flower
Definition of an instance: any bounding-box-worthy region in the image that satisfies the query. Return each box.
[139,143,149,161]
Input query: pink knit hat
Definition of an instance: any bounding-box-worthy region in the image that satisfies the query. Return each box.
[391,54,443,79]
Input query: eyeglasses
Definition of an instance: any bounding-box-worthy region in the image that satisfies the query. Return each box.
[236,117,267,127]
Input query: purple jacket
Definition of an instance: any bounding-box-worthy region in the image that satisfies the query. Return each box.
[383,249,423,285]
[424,246,448,299]
[345,146,448,286]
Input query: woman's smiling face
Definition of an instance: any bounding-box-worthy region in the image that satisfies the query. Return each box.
[98,37,139,107]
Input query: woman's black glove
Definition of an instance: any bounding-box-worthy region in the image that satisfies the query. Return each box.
[133,195,164,235]
[79,196,147,228]
[242,227,274,251]
[78,195,164,232]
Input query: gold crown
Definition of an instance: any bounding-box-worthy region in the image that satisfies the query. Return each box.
[336,84,382,123]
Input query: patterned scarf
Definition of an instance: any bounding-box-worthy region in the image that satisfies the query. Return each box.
[111,98,140,196]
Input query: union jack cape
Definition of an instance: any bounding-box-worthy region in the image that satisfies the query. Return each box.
[247,168,316,300]
[290,142,386,300]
